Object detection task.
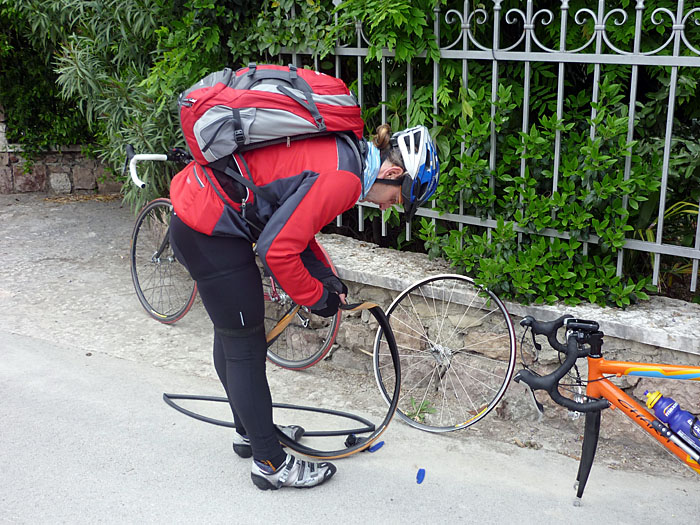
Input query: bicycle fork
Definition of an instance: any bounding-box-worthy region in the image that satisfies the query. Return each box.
[152,225,172,262]
[574,410,601,505]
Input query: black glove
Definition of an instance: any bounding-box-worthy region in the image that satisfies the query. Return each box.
[320,275,348,297]
[310,287,341,318]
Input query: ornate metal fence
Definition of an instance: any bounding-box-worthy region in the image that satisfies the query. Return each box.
[287,1,700,292]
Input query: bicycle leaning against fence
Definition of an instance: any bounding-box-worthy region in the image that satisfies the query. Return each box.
[125,146,342,370]
[513,314,700,504]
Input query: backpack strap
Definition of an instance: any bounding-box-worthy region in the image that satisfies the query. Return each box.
[198,157,269,235]
[196,162,260,234]
[276,85,326,131]
[337,132,366,187]
[234,63,312,92]
[206,130,364,226]
[200,108,246,156]
[224,154,276,204]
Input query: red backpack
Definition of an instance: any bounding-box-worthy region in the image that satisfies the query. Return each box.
[178,63,365,167]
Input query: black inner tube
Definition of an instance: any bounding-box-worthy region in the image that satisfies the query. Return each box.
[162,303,400,460]
[162,394,376,437]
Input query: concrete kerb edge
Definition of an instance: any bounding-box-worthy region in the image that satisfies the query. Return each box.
[317,233,700,358]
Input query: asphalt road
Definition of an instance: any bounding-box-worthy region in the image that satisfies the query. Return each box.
[1,194,698,524]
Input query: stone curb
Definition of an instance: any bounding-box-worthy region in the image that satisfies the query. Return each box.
[318,233,700,357]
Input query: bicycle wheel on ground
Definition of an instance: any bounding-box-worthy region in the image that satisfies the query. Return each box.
[262,243,341,370]
[373,274,516,432]
[130,198,197,324]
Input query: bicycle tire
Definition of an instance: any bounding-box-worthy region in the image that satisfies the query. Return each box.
[373,274,517,432]
[274,303,400,459]
[263,242,341,370]
[130,198,197,324]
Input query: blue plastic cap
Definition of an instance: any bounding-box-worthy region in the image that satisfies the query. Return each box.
[368,441,384,453]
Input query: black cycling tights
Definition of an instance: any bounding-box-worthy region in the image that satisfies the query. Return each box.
[169,214,286,466]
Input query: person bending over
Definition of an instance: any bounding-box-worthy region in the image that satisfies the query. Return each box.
[169,122,439,490]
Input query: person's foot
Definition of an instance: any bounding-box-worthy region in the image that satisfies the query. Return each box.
[232,431,252,458]
[251,453,336,490]
[232,425,305,458]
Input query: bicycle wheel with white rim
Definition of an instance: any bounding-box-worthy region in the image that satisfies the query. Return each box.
[262,242,341,370]
[130,198,197,324]
[373,274,516,432]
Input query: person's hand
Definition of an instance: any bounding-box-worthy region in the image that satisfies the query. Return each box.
[321,276,348,305]
[310,288,341,318]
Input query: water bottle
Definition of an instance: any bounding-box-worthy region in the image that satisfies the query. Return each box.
[645,390,700,455]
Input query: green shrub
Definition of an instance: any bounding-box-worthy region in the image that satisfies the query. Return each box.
[3,0,698,306]
[0,2,92,158]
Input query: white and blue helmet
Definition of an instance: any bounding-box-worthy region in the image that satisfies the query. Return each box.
[391,125,440,219]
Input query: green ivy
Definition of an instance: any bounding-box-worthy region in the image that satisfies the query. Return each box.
[329,0,443,62]
[418,76,661,307]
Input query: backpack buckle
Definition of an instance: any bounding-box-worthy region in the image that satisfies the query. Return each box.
[240,187,252,223]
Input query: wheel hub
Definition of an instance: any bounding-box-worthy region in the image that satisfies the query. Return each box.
[430,343,453,367]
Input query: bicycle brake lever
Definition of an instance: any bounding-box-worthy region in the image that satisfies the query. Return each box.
[530,328,542,352]
[513,369,544,421]
[122,144,135,178]
[524,384,544,421]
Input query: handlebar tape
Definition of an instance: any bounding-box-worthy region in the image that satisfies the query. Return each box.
[514,336,609,413]
[520,314,571,353]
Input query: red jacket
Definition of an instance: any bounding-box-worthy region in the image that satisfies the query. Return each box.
[170,134,362,307]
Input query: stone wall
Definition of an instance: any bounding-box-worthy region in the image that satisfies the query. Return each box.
[318,232,700,418]
[0,105,120,195]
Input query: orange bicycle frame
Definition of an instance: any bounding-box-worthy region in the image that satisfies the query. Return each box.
[586,357,700,474]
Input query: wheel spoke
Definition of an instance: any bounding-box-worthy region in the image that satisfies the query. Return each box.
[261,247,339,370]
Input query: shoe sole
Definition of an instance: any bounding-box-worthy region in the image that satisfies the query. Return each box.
[233,443,252,459]
[251,473,279,490]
